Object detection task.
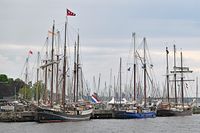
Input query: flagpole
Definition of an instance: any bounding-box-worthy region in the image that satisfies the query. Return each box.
[66,8,68,25]
[65,8,76,103]
[50,20,55,108]
[62,9,68,111]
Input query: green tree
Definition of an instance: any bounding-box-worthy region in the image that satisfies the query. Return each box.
[32,81,45,101]
[8,78,14,84]
[13,78,26,96]
[15,78,23,82]
[0,74,8,83]
[19,86,33,100]
[0,75,26,98]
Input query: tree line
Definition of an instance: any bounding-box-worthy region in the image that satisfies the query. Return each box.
[0,74,44,101]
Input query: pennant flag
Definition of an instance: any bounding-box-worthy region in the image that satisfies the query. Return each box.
[67,9,76,16]
[29,50,33,55]
[48,30,57,36]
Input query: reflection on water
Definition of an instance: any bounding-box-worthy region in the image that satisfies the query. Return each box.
[0,115,200,133]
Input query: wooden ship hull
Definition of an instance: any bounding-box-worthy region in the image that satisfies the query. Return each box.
[157,108,192,117]
[36,107,93,123]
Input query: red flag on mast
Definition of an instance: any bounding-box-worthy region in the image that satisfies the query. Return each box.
[67,9,76,16]
[29,50,33,55]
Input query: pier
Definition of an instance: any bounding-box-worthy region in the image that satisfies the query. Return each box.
[0,111,36,122]
[92,110,115,119]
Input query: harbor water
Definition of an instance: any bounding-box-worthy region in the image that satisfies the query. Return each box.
[0,114,200,133]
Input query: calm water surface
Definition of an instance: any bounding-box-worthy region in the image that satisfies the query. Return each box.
[0,115,200,133]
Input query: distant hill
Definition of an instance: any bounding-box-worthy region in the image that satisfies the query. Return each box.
[0,74,25,98]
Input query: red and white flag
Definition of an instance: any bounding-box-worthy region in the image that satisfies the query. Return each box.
[67,9,76,16]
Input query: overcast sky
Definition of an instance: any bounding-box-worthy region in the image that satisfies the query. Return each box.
[1,0,200,96]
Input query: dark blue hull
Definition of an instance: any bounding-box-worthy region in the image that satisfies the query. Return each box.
[114,110,156,119]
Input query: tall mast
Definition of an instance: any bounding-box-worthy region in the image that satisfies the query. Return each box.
[109,69,112,99]
[143,37,147,108]
[44,37,48,104]
[62,21,67,109]
[180,51,184,107]
[25,57,28,99]
[173,45,177,104]
[133,32,136,101]
[56,54,60,104]
[105,81,107,97]
[56,31,60,104]
[50,20,55,108]
[80,68,84,99]
[73,42,77,102]
[97,73,101,94]
[114,75,116,104]
[166,47,170,103]
[119,57,122,107]
[196,77,198,107]
[93,76,96,92]
[76,34,80,102]
[25,58,28,86]
[36,51,40,105]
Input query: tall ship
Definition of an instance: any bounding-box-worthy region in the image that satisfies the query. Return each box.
[157,45,193,117]
[113,33,156,119]
[36,9,93,123]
